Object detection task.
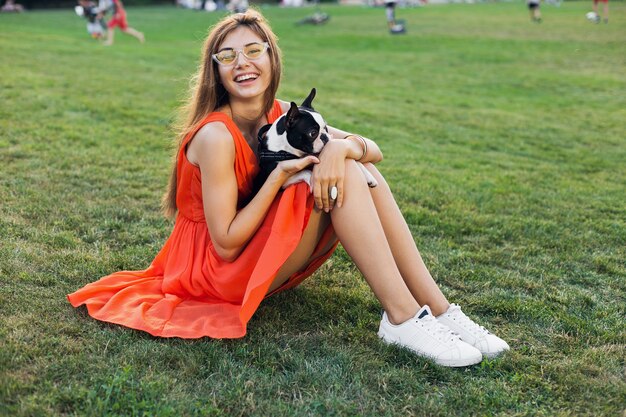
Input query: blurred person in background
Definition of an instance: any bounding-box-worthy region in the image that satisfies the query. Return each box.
[385,0,406,33]
[76,0,108,39]
[101,0,145,45]
[1,0,24,12]
[592,0,608,23]
[527,0,542,23]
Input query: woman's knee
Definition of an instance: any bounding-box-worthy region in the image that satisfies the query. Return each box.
[344,159,371,187]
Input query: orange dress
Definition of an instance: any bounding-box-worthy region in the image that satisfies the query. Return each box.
[67,101,338,339]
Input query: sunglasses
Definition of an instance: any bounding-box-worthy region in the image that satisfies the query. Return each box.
[212,42,270,66]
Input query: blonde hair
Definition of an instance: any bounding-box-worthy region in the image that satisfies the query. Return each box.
[162,9,282,218]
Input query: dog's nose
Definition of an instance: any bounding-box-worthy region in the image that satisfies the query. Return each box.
[321,133,329,144]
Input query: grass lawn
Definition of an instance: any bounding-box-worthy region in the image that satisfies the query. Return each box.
[1,2,625,416]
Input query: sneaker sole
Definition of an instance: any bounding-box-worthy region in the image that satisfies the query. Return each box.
[378,331,483,368]
[436,354,482,367]
[481,348,509,359]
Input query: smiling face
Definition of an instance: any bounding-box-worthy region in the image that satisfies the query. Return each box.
[216,27,272,104]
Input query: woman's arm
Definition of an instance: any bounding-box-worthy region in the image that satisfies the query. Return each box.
[326,125,383,164]
[187,122,318,262]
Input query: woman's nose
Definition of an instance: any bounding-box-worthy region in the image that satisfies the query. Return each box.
[234,51,250,67]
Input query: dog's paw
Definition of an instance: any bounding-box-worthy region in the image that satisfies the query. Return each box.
[357,163,378,188]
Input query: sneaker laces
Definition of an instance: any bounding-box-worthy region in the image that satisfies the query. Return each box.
[418,314,461,343]
[447,304,490,337]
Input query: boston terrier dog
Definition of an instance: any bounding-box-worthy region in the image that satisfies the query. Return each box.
[255,88,378,193]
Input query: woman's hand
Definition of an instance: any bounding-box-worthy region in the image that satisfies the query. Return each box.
[272,155,320,184]
[311,139,350,212]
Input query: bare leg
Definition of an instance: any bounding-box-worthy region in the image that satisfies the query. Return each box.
[363,163,450,316]
[329,160,419,324]
[268,208,331,293]
[122,27,145,43]
[103,28,114,45]
[603,2,608,21]
[269,161,419,324]
[386,5,396,29]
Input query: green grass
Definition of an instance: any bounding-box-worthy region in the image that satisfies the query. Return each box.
[1,3,625,416]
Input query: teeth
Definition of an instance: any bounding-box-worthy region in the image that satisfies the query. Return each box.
[235,74,258,82]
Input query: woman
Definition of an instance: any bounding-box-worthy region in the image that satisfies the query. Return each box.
[68,10,508,367]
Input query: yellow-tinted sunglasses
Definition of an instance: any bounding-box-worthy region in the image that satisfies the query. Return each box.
[212,42,270,66]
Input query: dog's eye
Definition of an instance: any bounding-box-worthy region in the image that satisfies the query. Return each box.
[309,130,318,138]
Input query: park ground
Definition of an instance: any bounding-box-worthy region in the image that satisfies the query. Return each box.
[1,2,625,416]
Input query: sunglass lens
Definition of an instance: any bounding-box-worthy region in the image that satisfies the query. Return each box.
[217,50,236,64]
[244,43,265,59]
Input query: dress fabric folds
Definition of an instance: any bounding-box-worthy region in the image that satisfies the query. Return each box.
[67,101,338,339]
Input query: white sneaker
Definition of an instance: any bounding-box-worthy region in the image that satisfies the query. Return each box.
[378,305,483,367]
[436,304,510,358]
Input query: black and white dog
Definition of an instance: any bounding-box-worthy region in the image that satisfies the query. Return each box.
[256,88,377,193]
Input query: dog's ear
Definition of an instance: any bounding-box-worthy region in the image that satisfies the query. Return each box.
[257,123,272,142]
[301,88,316,110]
[286,102,300,128]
